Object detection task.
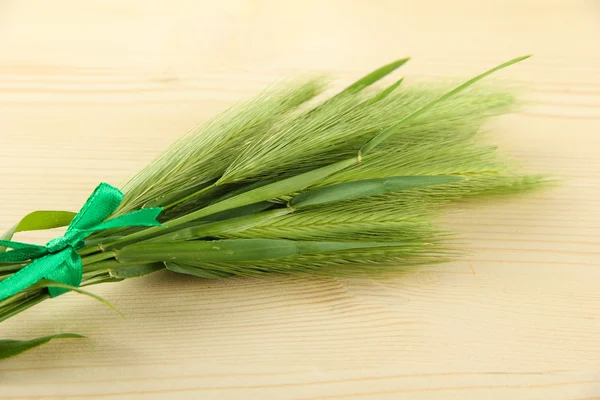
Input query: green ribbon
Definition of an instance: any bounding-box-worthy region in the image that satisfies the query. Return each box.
[0,183,162,301]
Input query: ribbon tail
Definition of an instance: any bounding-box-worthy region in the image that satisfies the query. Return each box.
[0,252,67,302]
[0,240,47,263]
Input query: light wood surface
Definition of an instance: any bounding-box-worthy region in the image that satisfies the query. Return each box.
[1,1,599,399]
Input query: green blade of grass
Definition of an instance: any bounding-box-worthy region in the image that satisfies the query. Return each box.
[1,211,76,252]
[116,238,405,264]
[343,58,410,93]
[308,59,409,114]
[291,175,463,209]
[0,333,85,360]
[169,157,357,224]
[367,78,404,104]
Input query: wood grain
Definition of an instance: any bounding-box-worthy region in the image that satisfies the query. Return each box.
[1,1,599,398]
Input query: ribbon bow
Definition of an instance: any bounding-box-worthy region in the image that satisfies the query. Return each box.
[0,183,162,301]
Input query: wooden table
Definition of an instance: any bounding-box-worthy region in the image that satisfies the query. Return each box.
[1,1,599,398]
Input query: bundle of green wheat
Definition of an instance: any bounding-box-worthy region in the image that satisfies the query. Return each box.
[0,56,546,359]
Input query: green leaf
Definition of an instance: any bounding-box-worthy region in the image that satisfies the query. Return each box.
[360,55,532,155]
[307,60,408,115]
[117,238,404,264]
[0,333,84,360]
[109,263,165,279]
[342,58,410,94]
[1,211,76,251]
[367,78,404,104]
[173,158,357,224]
[291,175,463,209]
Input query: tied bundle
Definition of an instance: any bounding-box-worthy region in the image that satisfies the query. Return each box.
[0,56,547,359]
